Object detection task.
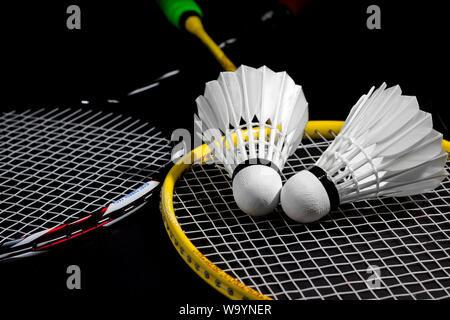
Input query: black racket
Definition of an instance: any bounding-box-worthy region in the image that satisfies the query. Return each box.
[0,78,182,260]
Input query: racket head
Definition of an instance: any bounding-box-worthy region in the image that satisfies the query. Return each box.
[0,107,173,260]
[160,120,450,300]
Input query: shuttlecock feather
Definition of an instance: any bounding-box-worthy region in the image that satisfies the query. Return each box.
[196,65,308,216]
[281,82,448,223]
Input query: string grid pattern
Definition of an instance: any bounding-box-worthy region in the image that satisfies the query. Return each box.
[173,131,450,300]
[0,108,171,245]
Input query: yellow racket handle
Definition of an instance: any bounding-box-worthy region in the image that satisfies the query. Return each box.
[184,16,237,71]
[157,0,236,71]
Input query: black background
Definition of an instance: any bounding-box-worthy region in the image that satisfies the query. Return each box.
[0,0,448,314]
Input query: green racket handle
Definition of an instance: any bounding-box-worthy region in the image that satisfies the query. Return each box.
[156,0,203,29]
[156,0,237,71]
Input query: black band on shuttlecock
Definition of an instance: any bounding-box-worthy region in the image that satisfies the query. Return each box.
[232,158,281,181]
[308,166,340,210]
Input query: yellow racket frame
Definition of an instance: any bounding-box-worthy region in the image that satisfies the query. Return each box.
[160,120,450,300]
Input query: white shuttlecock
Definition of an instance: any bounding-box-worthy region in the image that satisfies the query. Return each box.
[281,83,448,223]
[196,65,308,216]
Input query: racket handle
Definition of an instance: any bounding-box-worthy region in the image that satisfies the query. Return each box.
[157,0,237,72]
[184,16,236,71]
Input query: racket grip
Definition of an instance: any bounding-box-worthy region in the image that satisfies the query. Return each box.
[157,0,237,72]
[156,0,203,29]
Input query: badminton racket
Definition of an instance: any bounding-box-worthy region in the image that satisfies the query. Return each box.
[1,0,233,262]
[160,120,450,300]
[0,106,175,261]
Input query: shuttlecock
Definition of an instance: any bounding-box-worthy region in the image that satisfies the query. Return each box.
[196,65,308,216]
[281,83,448,223]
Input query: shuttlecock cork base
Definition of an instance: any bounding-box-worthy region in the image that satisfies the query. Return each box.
[281,166,339,223]
[233,164,282,216]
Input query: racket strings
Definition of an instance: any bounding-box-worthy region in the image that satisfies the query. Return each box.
[0,108,171,245]
[172,131,450,300]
